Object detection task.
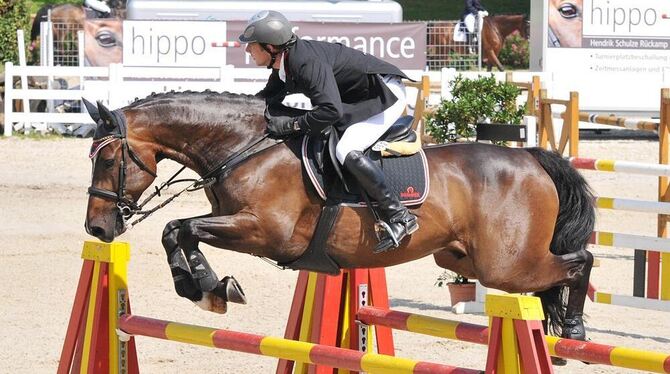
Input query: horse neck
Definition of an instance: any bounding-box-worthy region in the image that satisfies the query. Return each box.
[125,109,266,177]
[493,16,523,39]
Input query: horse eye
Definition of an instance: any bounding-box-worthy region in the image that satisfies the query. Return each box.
[104,159,115,169]
[96,31,117,48]
[558,3,579,18]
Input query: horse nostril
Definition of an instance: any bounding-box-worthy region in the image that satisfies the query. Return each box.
[88,225,106,239]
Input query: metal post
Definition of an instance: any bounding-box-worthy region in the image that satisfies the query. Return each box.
[4,62,14,136]
[46,11,54,115]
[16,29,30,133]
[524,115,537,147]
[78,30,86,114]
[477,13,483,70]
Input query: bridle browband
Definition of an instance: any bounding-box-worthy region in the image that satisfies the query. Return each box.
[88,109,281,229]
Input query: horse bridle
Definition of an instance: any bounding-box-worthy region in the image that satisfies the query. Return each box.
[88,109,280,229]
[88,133,158,220]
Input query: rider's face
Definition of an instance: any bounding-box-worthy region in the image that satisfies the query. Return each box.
[245,42,271,67]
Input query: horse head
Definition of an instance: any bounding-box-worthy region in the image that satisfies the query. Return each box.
[83,99,158,242]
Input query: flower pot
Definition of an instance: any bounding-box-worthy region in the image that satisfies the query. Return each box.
[447,282,476,306]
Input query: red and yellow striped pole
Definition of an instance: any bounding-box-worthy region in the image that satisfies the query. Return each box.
[117,314,480,374]
[357,307,670,373]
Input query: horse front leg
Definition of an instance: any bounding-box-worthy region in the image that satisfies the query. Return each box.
[171,211,287,313]
[161,214,210,303]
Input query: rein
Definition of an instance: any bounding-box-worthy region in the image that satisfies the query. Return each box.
[88,114,284,229]
[126,134,279,228]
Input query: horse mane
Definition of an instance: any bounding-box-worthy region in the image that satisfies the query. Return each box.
[124,90,265,126]
[126,90,260,108]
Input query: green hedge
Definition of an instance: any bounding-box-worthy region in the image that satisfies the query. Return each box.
[0,0,30,64]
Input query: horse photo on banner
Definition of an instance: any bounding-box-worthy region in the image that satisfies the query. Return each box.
[84,18,123,66]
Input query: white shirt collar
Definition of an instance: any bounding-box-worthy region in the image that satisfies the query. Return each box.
[278,52,286,82]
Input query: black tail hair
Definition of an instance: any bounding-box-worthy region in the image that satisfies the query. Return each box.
[525,147,595,335]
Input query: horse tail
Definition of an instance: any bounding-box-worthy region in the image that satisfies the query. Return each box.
[525,147,595,335]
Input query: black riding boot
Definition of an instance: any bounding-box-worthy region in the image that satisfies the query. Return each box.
[344,151,418,252]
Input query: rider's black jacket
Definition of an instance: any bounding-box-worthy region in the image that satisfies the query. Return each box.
[257,38,409,134]
[461,0,486,19]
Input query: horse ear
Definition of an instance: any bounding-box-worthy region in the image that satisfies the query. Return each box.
[96,101,116,131]
[82,98,101,123]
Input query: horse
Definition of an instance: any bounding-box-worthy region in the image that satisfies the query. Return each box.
[83,91,595,342]
[430,14,528,71]
[548,0,583,48]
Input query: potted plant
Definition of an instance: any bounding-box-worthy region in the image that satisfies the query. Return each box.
[435,270,476,306]
[424,74,525,144]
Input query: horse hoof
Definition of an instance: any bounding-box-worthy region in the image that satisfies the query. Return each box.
[551,357,567,366]
[213,276,247,305]
[194,292,228,314]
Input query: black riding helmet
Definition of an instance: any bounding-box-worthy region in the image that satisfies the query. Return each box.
[239,10,296,68]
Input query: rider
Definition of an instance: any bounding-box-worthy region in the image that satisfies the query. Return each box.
[84,0,112,16]
[238,10,418,252]
[461,0,488,50]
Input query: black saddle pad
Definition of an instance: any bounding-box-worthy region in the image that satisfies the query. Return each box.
[301,136,429,206]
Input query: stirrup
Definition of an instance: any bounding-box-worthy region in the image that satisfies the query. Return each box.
[372,218,419,253]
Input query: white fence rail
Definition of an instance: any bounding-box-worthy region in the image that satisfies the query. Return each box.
[2,63,247,136]
[3,63,429,137]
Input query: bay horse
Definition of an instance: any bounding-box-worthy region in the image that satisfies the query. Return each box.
[430,14,528,71]
[83,91,595,341]
[548,0,583,48]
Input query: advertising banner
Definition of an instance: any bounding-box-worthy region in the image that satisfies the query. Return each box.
[113,20,425,70]
[533,0,670,113]
[122,21,228,67]
[226,20,426,70]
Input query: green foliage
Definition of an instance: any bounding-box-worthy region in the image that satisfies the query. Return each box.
[399,0,529,21]
[28,0,79,15]
[0,0,30,64]
[499,31,529,69]
[447,51,478,71]
[425,74,524,143]
[435,270,470,286]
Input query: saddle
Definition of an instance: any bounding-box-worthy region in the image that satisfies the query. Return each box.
[302,116,428,205]
[278,114,430,274]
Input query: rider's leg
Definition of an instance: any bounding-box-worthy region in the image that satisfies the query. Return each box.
[464,13,476,52]
[335,76,418,252]
[344,151,418,252]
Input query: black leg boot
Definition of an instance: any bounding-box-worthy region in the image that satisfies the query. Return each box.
[344,151,418,252]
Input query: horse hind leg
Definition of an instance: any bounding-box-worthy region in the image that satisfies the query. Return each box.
[559,248,594,340]
[536,249,594,341]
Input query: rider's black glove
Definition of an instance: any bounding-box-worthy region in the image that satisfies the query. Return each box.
[266,116,301,138]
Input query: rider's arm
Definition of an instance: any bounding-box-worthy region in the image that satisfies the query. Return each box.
[256,69,286,104]
[294,59,343,134]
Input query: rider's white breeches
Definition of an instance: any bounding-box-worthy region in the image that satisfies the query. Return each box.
[335,75,407,164]
[464,13,476,33]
